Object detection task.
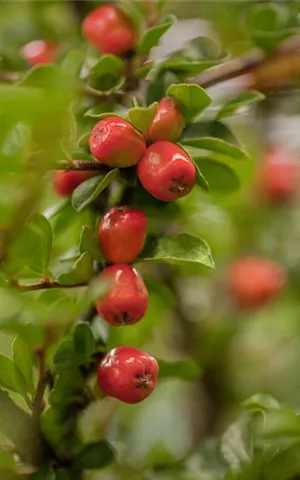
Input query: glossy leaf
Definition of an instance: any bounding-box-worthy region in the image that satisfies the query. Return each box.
[140,16,174,53]
[12,335,34,394]
[0,354,27,395]
[140,234,215,268]
[79,226,104,262]
[57,252,93,286]
[90,55,124,77]
[217,91,265,120]
[17,64,63,89]
[71,170,119,212]
[84,104,127,119]
[76,441,115,469]
[158,359,201,381]
[73,323,95,359]
[127,102,158,136]
[160,56,217,80]
[28,213,53,276]
[192,156,240,193]
[180,137,249,161]
[54,339,87,372]
[166,83,211,123]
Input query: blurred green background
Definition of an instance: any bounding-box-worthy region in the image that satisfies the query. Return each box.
[1,1,300,479]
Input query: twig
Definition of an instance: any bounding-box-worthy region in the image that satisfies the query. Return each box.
[192,34,300,89]
[14,280,88,292]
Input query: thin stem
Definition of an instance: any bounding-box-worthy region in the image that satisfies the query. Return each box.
[192,34,300,88]
[14,280,88,292]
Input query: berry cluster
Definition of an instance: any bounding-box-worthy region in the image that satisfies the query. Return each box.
[51,4,196,404]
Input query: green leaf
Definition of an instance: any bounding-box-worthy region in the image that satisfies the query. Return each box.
[76,441,114,469]
[84,104,127,119]
[54,339,86,372]
[0,450,15,470]
[158,359,201,381]
[57,252,93,286]
[73,324,95,359]
[60,48,84,88]
[28,213,53,276]
[12,335,34,394]
[192,156,240,193]
[179,144,209,192]
[127,102,158,136]
[249,4,293,50]
[0,122,31,173]
[166,83,211,123]
[217,91,265,120]
[160,56,217,80]
[242,394,280,413]
[0,354,28,395]
[17,64,62,89]
[79,226,104,262]
[182,120,238,144]
[76,131,90,149]
[140,234,215,268]
[71,170,119,212]
[90,55,124,77]
[140,16,174,53]
[29,465,55,480]
[88,55,125,93]
[180,137,249,161]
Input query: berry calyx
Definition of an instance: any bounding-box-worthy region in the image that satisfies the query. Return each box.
[137,141,196,202]
[228,256,286,309]
[89,116,147,168]
[148,97,184,143]
[20,40,58,67]
[256,146,299,203]
[82,5,136,56]
[96,265,148,326]
[98,207,147,264]
[53,170,95,197]
[97,346,159,404]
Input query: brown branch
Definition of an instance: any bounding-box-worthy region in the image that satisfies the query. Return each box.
[15,280,88,292]
[192,34,300,89]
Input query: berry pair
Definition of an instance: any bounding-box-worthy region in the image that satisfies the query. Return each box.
[89,104,194,203]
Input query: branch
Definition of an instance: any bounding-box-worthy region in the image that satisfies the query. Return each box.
[192,34,300,89]
[56,160,109,172]
[14,280,88,292]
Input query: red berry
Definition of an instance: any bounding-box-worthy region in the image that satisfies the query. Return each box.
[137,141,196,202]
[89,116,147,168]
[228,257,286,309]
[96,265,148,326]
[148,97,184,143]
[257,146,299,203]
[97,346,159,404]
[82,5,136,56]
[20,40,58,67]
[98,207,147,264]
[53,170,95,197]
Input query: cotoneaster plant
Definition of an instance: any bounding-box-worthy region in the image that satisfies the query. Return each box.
[1,0,295,478]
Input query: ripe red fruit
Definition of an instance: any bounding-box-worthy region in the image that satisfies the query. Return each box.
[257,146,299,203]
[228,257,286,309]
[53,170,94,197]
[89,116,147,168]
[96,265,148,326]
[148,97,184,143]
[20,40,58,67]
[82,5,136,56]
[97,346,159,404]
[98,207,147,264]
[137,141,196,202]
